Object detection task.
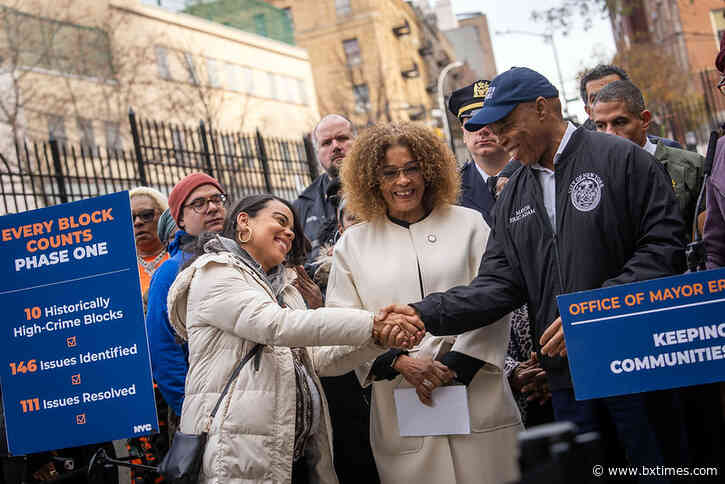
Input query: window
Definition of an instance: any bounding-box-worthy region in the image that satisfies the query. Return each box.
[343,38,361,66]
[104,121,122,151]
[76,117,96,156]
[241,66,254,94]
[336,0,352,17]
[206,58,221,87]
[225,62,239,91]
[47,115,67,143]
[254,14,267,37]
[224,64,254,94]
[279,76,294,103]
[353,83,370,112]
[6,7,113,79]
[155,46,171,80]
[296,79,308,105]
[183,52,199,85]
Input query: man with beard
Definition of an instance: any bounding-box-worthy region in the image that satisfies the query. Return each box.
[294,114,355,258]
[146,172,226,439]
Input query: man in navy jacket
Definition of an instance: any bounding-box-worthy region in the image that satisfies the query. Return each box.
[391,68,686,477]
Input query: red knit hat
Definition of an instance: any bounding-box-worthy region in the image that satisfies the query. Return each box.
[168,172,224,223]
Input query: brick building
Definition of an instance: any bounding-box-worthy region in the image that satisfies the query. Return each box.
[611,0,724,89]
[263,0,461,128]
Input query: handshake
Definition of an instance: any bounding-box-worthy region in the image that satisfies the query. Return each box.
[371,304,425,350]
[371,305,455,406]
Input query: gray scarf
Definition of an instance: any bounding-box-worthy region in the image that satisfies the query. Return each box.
[203,235,287,296]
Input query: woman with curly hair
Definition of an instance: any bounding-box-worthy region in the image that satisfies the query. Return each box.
[326,122,522,483]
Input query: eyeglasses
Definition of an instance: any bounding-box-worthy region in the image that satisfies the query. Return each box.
[380,164,422,183]
[184,193,228,213]
[132,209,157,223]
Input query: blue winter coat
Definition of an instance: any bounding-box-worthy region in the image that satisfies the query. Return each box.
[146,230,194,415]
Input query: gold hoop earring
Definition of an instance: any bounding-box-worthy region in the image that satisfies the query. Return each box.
[238,226,252,244]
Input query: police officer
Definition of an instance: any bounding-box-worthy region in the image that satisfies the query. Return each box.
[449,80,510,226]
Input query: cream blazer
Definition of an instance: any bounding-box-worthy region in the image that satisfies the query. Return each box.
[168,252,385,484]
[326,204,522,484]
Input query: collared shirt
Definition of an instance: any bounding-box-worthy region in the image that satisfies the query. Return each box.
[530,122,577,231]
[474,161,499,184]
[642,137,657,155]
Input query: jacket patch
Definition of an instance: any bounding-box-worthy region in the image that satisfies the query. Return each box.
[509,204,536,224]
[569,172,604,212]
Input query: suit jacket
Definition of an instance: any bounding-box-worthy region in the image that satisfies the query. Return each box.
[459,161,497,226]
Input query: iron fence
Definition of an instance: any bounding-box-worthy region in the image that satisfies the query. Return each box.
[0,110,319,216]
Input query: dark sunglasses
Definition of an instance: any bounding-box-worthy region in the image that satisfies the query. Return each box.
[132,209,157,223]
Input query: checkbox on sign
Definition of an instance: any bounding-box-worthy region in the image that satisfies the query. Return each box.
[66,336,77,348]
[76,414,86,425]
[71,374,81,385]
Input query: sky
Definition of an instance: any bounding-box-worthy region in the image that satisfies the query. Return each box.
[448,0,618,123]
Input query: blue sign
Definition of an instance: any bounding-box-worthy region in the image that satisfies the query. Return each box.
[0,192,158,455]
[557,268,725,400]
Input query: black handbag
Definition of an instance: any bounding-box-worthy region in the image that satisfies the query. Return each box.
[159,343,263,483]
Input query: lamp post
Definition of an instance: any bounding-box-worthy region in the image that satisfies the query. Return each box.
[437,61,463,151]
[496,30,571,118]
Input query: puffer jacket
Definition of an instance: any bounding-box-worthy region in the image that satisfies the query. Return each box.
[167,251,385,484]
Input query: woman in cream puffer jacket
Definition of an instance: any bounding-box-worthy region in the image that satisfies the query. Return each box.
[166,194,421,484]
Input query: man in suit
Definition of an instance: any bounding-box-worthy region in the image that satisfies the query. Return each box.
[449,80,510,226]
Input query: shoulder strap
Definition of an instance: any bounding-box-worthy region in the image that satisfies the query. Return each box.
[205,343,263,431]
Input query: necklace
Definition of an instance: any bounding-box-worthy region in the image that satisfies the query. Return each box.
[137,248,167,277]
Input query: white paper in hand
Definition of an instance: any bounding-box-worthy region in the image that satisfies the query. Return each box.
[393,385,471,437]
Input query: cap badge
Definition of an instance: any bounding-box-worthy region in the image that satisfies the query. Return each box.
[473,81,489,98]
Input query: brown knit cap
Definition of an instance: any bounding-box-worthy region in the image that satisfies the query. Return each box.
[168,172,223,223]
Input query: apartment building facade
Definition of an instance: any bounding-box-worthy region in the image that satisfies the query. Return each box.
[264,0,459,127]
[0,0,319,154]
